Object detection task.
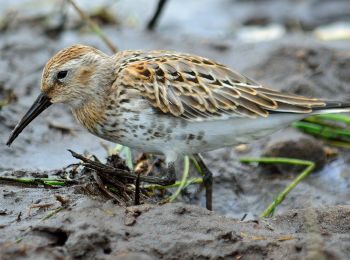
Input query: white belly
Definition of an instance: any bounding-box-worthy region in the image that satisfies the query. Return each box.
[95,109,306,159]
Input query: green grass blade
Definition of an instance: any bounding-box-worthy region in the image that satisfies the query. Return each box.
[239,157,315,218]
[168,156,190,202]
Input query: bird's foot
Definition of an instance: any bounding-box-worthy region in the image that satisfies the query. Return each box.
[193,154,213,211]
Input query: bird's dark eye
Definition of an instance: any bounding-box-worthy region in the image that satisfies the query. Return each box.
[57,70,68,80]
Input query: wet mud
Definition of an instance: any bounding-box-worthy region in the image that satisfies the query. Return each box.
[1,0,350,259]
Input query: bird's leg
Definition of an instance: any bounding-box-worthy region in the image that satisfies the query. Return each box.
[160,161,177,185]
[136,160,176,186]
[136,158,177,186]
[134,171,141,206]
[193,154,213,211]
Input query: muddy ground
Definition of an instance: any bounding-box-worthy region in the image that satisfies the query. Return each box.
[1,0,350,259]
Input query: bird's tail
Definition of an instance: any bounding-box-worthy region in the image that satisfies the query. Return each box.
[311,101,350,115]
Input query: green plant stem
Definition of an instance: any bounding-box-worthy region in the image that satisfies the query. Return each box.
[325,140,350,149]
[15,237,23,243]
[0,176,75,187]
[309,114,350,124]
[293,121,350,141]
[293,114,350,145]
[41,206,65,221]
[190,155,204,176]
[123,146,134,169]
[239,157,315,218]
[112,144,124,155]
[303,116,350,131]
[168,156,190,202]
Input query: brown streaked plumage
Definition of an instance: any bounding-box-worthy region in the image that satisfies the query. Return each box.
[7,44,350,210]
[114,50,326,120]
[73,100,107,134]
[42,45,95,83]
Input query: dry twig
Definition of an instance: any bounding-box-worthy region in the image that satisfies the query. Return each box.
[67,0,118,52]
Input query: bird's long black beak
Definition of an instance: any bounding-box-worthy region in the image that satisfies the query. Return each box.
[6,93,52,146]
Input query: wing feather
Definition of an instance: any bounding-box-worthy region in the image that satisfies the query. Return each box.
[116,51,326,121]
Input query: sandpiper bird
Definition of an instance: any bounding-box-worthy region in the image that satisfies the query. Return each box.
[6,44,350,210]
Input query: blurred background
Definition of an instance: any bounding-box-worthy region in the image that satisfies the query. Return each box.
[1,0,350,218]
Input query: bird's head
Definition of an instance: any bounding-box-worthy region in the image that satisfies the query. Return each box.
[6,44,114,146]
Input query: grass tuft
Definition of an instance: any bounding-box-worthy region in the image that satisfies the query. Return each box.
[240,157,315,218]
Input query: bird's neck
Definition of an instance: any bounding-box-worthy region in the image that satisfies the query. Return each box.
[71,55,116,134]
[72,97,107,134]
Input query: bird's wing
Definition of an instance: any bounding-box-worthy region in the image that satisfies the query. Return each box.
[116,51,325,121]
